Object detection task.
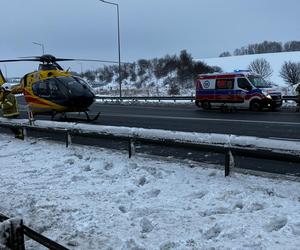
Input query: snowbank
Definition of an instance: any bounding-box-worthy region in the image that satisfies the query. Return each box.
[1,134,300,249]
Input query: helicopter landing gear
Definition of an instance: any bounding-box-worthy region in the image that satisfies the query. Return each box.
[84,111,101,122]
[51,111,101,122]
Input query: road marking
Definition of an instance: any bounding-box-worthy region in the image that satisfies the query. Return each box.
[103,113,300,126]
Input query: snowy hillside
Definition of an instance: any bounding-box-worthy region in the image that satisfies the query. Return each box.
[1,134,300,249]
[201,51,300,89]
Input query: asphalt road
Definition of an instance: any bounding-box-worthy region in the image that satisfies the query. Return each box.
[89,103,300,140]
[3,98,300,177]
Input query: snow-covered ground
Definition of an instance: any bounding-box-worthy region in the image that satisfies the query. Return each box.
[201,52,300,94]
[1,133,300,249]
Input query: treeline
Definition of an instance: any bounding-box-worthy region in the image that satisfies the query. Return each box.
[81,50,221,93]
[248,58,300,86]
[220,40,300,57]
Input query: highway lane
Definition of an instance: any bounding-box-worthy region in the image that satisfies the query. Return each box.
[89,103,300,140]
[15,97,300,139]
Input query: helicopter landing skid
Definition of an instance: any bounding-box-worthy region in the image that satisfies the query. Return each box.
[84,111,101,122]
[52,111,100,122]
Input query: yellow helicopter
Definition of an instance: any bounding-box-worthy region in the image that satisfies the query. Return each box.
[0,54,117,121]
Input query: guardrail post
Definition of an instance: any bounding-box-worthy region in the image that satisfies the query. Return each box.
[65,131,71,148]
[4,218,25,250]
[225,150,230,177]
[23,128,27,141]
[27,112,35,126]
[128,138,135,158]
[225,149,234,177]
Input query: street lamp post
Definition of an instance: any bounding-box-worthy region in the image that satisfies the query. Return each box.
[78,62,83,75]
[99,0,122,98]
[3,64,8,79]
[32,42,45,55]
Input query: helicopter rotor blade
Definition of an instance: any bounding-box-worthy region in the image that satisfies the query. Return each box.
[55,58,120,64]
[18,56,41,58]
[0,55,129,64]
[0,59,40,63]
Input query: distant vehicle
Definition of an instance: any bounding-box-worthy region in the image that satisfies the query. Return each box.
[195,70,282,111]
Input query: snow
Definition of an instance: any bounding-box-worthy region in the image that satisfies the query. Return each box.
[1,133,300,249]
[201,51,300,91]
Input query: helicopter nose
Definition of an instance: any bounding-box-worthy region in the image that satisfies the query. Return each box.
[70,95,95,110]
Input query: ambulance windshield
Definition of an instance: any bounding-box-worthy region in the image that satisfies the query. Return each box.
[248,75,271,88]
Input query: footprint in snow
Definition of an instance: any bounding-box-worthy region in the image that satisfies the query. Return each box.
[291,222,300,235]
[204,224,222,240]
[137,176,148,186]
[186,191,207,200]
[104,161,114,171]
[122,239,145,250]
[264,216,287,232]
[143,189,161,199]
[64,158,75,165]
[140,217,154,233]
[160,241,179,250]
[247,202,265,212]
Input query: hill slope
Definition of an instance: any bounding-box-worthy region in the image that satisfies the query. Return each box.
[201,51,300,86]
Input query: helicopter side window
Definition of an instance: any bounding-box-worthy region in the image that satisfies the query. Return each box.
[46,79,64,99]
[32,81,50,98]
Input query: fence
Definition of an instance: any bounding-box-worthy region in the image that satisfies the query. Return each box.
[0,213,68,250]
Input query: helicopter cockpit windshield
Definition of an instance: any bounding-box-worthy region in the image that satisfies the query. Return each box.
[55,76,94,96]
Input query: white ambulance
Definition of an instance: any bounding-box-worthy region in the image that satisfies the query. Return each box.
[195,70,282,111]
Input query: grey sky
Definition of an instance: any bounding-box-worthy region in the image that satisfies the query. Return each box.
[1,0,300,76]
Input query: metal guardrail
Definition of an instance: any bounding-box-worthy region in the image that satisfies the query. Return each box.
[0,119,300,169]
[282,95,298,101]
[95,95,298,102]
[95,96,195,102]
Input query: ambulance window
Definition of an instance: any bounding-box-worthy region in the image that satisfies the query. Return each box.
[216,79,234,89]
[238,78,252,90]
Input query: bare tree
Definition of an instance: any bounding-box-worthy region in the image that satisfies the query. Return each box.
[248,58,273,79]
[280,61,300,86]
[219,51,231,57]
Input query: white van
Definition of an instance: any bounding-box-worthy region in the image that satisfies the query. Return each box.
[195,71,282,111]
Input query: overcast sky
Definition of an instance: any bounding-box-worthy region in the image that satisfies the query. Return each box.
[1,0,300,76]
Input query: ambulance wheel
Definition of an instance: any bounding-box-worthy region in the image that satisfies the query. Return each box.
[195,100,201,107]
[250,100,262,111]
[202,100,211,110]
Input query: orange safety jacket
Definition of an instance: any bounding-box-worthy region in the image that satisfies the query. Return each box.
[0,91,20,118]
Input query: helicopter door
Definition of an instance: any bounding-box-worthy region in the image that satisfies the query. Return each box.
[33,81,50,98]
[33,79,68,102]
[48,80,63,100]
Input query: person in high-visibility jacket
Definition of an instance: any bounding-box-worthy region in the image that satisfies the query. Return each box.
[296,84,300,112]
[0,84,20,117]
[0,83,23,139]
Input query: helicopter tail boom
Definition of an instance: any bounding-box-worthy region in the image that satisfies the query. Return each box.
[0,69,6,86]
